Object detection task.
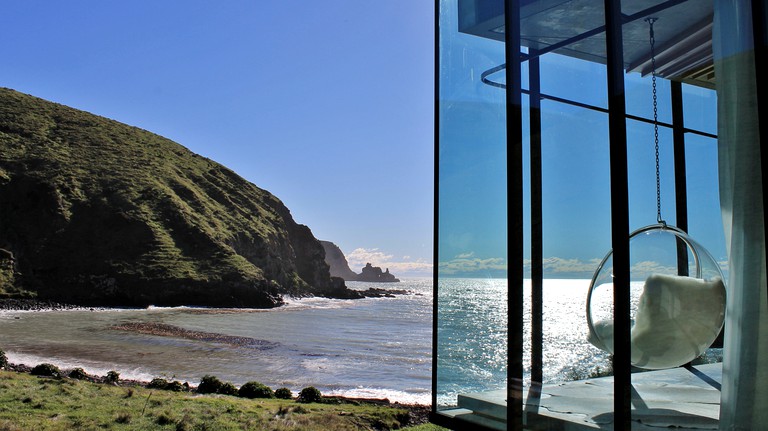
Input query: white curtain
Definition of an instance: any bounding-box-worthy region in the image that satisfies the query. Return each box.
[714,0,768,429]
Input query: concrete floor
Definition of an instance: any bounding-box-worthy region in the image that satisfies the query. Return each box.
[439,363,722,430]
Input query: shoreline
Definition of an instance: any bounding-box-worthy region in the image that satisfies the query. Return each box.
[0,286,417,312]
[0,297,104,312]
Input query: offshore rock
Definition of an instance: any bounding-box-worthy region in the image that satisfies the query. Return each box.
[319,240,402,284]
[0,87,359,307]
[357,263,400,283]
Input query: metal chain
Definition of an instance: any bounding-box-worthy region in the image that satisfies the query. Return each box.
[646,17,664,225]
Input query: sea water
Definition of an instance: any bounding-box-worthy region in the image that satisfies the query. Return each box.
[0,278,609,406]
[436,278,611,406]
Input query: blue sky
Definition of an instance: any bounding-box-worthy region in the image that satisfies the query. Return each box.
[1,2,725,280]
[0,1,435,277]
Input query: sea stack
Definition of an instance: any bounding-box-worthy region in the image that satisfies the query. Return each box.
[357,263,400,283]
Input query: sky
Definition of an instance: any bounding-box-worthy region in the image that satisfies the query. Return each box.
[0,1,726,281]
[0,1,435,277]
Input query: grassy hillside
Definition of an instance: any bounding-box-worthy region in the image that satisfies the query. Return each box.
[0,88,352,307]
[0,369,442,431]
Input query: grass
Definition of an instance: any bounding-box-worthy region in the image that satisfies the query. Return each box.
[0,370,444,431]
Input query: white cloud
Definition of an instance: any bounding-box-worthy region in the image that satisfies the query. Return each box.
[437,256,602,277]
[346,248,393,268]
[346,248,432,277]
[538,257,604,275]
[435,253,730,279]
[439,256,507,275]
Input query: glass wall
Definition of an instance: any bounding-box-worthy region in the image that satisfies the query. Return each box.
[434,0,764,429]
[435,0,509,418]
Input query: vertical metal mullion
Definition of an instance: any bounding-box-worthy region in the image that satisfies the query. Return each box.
[752,0,768,309]
[671,82,692,282]
[529,54,544,386]
[671,81,688,234]
[604,0,632,428]
[431,0,440,416]
[504,0,525,429]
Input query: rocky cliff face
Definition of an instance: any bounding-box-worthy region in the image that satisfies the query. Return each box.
[320,241,359,281]
[0,88,356,307]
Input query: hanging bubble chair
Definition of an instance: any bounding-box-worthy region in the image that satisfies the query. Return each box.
[585,18,726,370]
[586,223,726,369]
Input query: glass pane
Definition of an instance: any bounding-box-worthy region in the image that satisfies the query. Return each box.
[626,117,677,227]
[436,0,508,418]
[683,84,717,136]
[626,70,673,125]
[540,99,612,380]
[685,133,727,280]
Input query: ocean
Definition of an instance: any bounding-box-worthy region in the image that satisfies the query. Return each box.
[0,278,611,406]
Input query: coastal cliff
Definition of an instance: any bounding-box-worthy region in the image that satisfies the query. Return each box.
[320,241,359,281]
[320,242,400,283]
[0,88,358,307]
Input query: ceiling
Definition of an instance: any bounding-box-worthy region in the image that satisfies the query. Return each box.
[458,0,715,89]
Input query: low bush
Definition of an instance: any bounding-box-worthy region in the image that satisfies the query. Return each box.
[148,378,169,389]
[218,382,238,396]
[0,348,7,369]
[166,380,185,392]
[148,378,186,392]
[238,381,274,399]
[105,370,120,384]
[274,387,293,400]
[68,368,88,380]
[197,375,223,394]
[30,363,61,377]
[296,386,322,403]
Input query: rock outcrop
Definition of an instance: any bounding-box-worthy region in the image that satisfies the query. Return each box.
[357,263,400,283]
[319,242,402,283]
[0,87,361,307]
[320,241,359,281]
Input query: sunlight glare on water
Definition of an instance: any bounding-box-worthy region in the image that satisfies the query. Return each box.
[436,278,611,407]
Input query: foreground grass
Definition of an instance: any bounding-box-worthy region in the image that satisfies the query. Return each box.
[0,371,442,431]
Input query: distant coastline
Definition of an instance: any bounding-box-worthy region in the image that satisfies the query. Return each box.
[321,241,401,283]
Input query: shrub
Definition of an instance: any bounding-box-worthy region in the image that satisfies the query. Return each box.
[0,349,7,369]
[238,381,274,399]
[166,380,185,392]
[147,378,185,392]
[218,382,238,396]
[296,386,322,403]
[148,378,169,389]
[197,375,223,394]
[68,368,88,380]
[105,370,120,384]
[30,363,61,377]
[274,387,293,400]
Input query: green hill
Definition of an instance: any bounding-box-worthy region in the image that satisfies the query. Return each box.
[0,87,356,307]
